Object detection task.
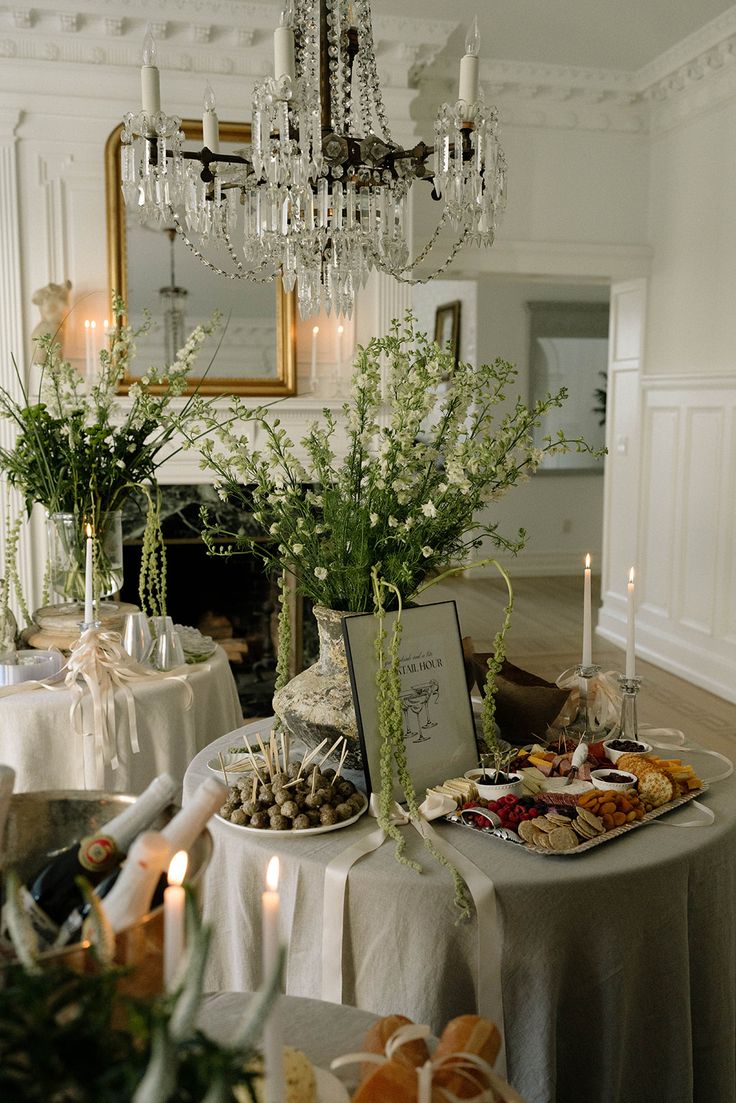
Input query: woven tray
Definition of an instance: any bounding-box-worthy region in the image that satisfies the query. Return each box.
[446,787,707,856]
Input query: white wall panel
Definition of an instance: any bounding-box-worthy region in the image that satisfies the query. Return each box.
[679,408,722,633]
[631,377,736,702]
[640,406,679,617]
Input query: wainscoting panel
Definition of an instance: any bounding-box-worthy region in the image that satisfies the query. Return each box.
[634,376,736,703]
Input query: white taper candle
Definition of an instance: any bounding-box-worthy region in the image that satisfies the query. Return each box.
[163,850,188,992]
[84,522,94,625]
[626,567,636,678]
[582,553,592,666]
[262,856,285,1103]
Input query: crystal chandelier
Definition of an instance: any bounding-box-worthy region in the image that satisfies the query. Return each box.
[120,1,506,319]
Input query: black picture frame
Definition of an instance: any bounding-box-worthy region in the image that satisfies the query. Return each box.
[342,601,478,800]
[434,300,462,365]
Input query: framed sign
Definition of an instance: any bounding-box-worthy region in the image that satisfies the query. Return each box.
[343,601,479,800]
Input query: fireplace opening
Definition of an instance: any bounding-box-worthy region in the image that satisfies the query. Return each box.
[121,486,317,718]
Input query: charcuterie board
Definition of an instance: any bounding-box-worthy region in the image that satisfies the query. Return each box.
[446,786,707,855]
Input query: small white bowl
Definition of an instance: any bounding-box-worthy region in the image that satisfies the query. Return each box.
[464,769,523,800]
[591,768,638,792]
[603,739,652,764]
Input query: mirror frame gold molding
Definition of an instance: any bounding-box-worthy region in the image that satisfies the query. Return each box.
[104,121,297,396]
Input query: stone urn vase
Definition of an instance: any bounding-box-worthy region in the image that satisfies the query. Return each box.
[272,605,363,770]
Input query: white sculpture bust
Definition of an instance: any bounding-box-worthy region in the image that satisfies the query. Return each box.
[31,279,72,364]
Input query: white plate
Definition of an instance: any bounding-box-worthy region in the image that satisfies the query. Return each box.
[215,793,368,836]
[315,1067,350,1103]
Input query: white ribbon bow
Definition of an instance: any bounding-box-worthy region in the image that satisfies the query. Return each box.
[331,1022,527,1103]
[0,626,196,787]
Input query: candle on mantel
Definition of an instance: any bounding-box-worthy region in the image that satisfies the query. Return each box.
[336,323,344,382]
[83,522,94,625]
[202,83,220,153]
[141,29,161,117]
[582,553,592,667]
[164,849,188,992]
[262,856,285,1103]
[84,320,93,382]
[626,566,636,678]
[458,15,480,110]
[310,325,319,392]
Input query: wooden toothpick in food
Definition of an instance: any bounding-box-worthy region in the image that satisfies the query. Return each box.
[318,735,343,769]
[257,733,273,781]
[251,774,258,802]
[218,751,230,788]
[335,740,349,779]
[242,737,265,785]
[296,738,329,781]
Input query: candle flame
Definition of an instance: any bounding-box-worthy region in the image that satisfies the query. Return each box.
[266,855,279,892]
[90,320,96,330]
[168,850,188,886]
[629,566,635,585]
[84,319,91,330]
[337,324,344,335]
[584,553,591,570]
[312,325,319,336]
[85,522,93,539]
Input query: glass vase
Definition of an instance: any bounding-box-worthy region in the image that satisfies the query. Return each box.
[47,510,124,604]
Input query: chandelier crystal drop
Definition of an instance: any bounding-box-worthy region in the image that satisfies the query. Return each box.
[120,0,506,319]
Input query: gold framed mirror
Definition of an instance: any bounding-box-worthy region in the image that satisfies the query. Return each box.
[104,121,297,396]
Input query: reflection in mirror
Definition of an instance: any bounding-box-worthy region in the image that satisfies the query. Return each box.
[528,301,608,473]
[105,121,296,396]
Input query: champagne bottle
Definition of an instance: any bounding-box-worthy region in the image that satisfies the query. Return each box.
[88,776,227,936]
[20,772,177,945]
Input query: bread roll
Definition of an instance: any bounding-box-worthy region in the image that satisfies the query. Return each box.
[432,1015,501,1099]
[360,1014,430,1082]
[353,1060,444,1103]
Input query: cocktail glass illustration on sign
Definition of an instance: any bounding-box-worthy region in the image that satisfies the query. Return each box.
[400,680,440,743]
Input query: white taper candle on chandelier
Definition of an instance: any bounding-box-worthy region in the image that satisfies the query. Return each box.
[262,856,285,1103]
[202,83,220,153]
[84,522,94,625]
[626,567,636,678]
[582,553,592,666]
[141,30,161,116]
[458,15,480,109]
[274,3,296,83]
[163,849,188,992]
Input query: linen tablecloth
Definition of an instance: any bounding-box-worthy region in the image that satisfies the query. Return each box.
[1,646,242,793]
[185,719,736,1103]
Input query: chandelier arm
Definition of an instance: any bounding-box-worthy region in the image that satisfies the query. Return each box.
[172,214,277,284]
[374,225,471,286]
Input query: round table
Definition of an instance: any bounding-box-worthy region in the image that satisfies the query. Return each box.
[184,719,736,1103]
[1,646,243,794]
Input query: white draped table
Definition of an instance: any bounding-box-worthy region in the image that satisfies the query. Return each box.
[184,718,736,1103]
[0,646,242,794]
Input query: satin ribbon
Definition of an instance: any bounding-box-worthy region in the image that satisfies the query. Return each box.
[321,794,507,1076]
[638,725,734,784]
[331,1022,527,1103]
[0,627,195,787]
[555,668,621,731]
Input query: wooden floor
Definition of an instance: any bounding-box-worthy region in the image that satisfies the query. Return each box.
[418,574,736,758]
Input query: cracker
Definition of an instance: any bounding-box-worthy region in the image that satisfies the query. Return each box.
[576,807,604,833]
[546,812,572,826]
[549,826,579,851]
[533,815,554,833]
[573,816,596,838]
[533,830,551,849]
[518,820,538,845]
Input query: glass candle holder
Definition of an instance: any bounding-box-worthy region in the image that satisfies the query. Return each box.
[617,675,642,742]
[572,663,602,742]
